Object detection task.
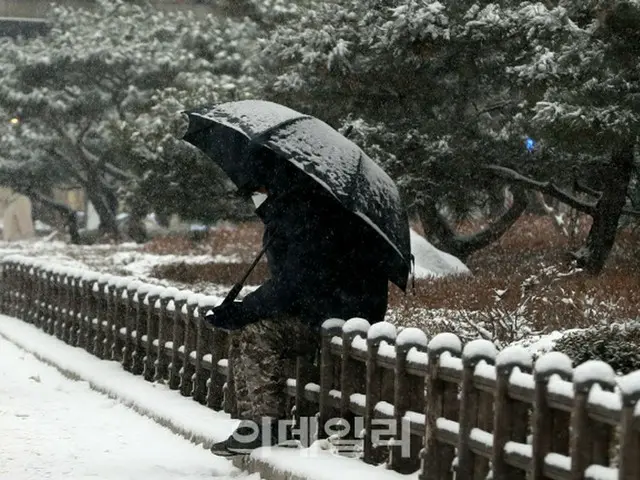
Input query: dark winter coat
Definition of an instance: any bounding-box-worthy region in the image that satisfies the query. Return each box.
[239,186,389,328]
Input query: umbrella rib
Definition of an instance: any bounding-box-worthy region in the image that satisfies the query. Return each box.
[248,115,312,144]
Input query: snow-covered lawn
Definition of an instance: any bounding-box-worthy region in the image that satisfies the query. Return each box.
[0,334,258,480]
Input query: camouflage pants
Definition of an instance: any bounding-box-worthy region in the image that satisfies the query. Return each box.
[228,317,319,422]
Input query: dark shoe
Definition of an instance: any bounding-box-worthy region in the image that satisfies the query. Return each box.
[210,420,277,456]
[210,438,239,457]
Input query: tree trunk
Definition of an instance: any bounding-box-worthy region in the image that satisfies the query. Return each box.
[126,196,149,243]
[419,185,528,261]
[86,186,119,242]
[572,145,635,273]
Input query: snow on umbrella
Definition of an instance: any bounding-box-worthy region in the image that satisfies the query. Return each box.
[182,99,412,290]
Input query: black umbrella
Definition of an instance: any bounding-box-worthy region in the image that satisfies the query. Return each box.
[182,99,412,291]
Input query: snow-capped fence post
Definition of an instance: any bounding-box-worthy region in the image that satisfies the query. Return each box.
[318,319,345,440]
[154,289,177,384]
[46,268,57,333]
[143,287,163,382]
[179,294,199,398]
[456,340,497,480]
[91,275,108,358]
[122,281,140,372]
[131,284,151,376]
[421,333,462,480]
[168,291,189,390]
[34,267,46,328]
[389,327,428,474]
[13,259,26,318]
[11,259,23,319]
[492,346,533,480]
[23,262,35,322]
[102,277,119,360]
[60,269,72,338]
[0,259,8,313]
[111,278,130,362]
[364,321,397,466]
[76,274,92,350]
[18,260,29,320]
[56,269,68,336]
[44,268,54,333]
[3,259,15,313]
[569,361,617,479]
[51,269,63,337]
[68,271,82,346]
[618,371,640,479]
[6,259,17,316]
[3,259,16,315]
[206,323,228,410]
[335,318,369,451]
[531,352,573,480]
[20,262,32,322]
[193,295,214,404]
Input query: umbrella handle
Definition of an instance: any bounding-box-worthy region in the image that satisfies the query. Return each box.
[221,229,276,305]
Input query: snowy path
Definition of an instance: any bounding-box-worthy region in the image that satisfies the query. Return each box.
[0,337,260,480]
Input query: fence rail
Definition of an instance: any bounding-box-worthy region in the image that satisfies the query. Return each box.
[1,255,640,480]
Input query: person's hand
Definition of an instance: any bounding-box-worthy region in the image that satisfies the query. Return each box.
[205,301,245,331]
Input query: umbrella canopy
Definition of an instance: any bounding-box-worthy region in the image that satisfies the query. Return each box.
[182,100,411,290]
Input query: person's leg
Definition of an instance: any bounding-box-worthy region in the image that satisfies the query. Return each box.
[211,319,289,455]
[211,317,320,455]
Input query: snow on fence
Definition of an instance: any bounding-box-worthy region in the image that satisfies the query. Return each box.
[2,255,640,480]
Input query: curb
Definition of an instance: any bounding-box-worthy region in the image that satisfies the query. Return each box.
[232,455,309,480]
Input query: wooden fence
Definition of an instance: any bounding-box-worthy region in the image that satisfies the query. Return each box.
[1,255,640,480]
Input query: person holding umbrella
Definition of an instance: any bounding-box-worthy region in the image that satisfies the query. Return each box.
[182,100,412,455]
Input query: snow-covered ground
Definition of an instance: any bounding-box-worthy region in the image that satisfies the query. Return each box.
[0,335,260,480]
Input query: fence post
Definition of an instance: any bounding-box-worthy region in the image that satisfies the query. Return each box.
[334,318,369,452]
[207,326,229,410]
[14,260,26,320]
[111,278,130,362]
[180,294,199,397]
[77,273,92,349]
[69,271,82,346]
[44,268,54,333]
[570,360,617,480]
[59,268,72,341]
[143,287,163,382]
[54,267,65,336]
[102,277,118,360]
[91,275,109,358]
[390,327,428,474]
[457,339,497,480]
[618,371,640,480]
[364,321,397,465]
[421,332,462,480]
[531,351,573,480]
[0,259,8,313]
[122,281,141,372]
[318,318,345,440]
[15,261,27,319]
[168,291,190,390]
[154,289,177,384]
[19,262,31,323]
[21,262,33,321]
[192,295,215,404]
[131,284,151,376]
[57,269,70,339]
[492,345,533,480]
[50,267,60,334]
